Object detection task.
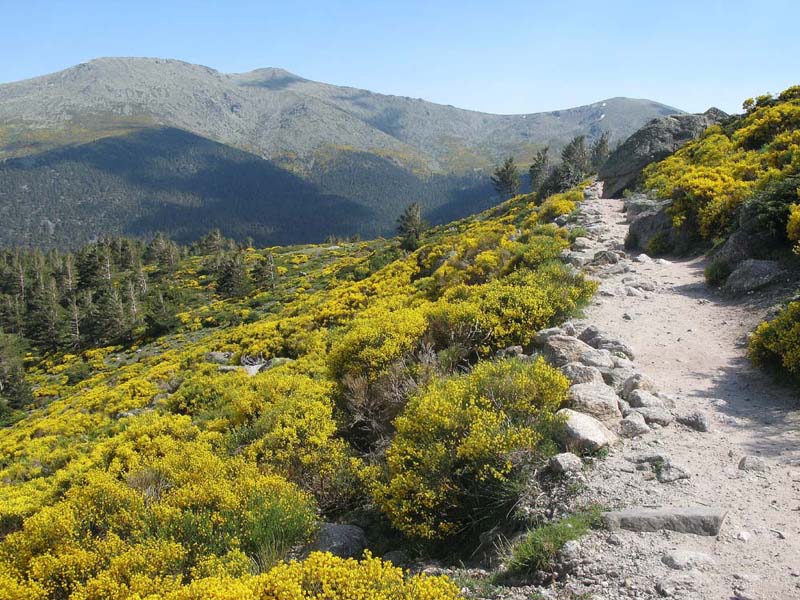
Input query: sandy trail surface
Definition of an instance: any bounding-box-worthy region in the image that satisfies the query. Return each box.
[566,194,800,600]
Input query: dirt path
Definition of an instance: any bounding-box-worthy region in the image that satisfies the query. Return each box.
[565,194,800,599]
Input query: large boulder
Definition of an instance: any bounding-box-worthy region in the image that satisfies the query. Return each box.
[306,523,367,558]
[561,362,605,385]
[723,259,784,295]
[599,108,727,198]
[568,383,623,426]
[556,408,618,453]
[542,335,595,367]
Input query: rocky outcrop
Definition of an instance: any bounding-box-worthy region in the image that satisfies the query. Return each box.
[599,108,727,198]
[723,259,784,295]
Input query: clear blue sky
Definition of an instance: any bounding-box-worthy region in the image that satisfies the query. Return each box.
[1,0,797,114]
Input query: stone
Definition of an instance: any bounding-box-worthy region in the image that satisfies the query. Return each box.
[603,507,728,536]
[628,389,666,409]
[561,321,577,336]
[542,335,595,367]
[561,362,605,385]
[534,327,565,346]
[606,533,623,546]
[601,366,638,392]
[259,357,294,372]
[634,253,653,263]
[634,406,674,426]
[579,348,616,369]
[549,452,584,474]
[306,523,367,558]
[724,259,784,294]
[591,250,620,265]
[677,411,711,432]
[568,382,623,426]
[556,408,619,453]
[619,412,650,438]
[579,326,635,360]
[661,550,714,570]
[738,456,768,472]
[657,463,690,483]
[622,373,659,400]
[205,351,233,364]
[623,276,657,292]
[497,345,524,358]
[382,550,410,567]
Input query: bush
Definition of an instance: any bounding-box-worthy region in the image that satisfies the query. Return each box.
[704,259,733,286]
[748,301,800,378]
[538,191,581,222]
[500,509,600,577]
[645,231,673,256]
[373,358,568,540]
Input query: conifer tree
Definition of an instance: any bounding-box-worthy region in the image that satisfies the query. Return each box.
[216,253,250,298]
[397,203,426,251]
[491,157,521,198]
[528,147,550,195]
[590,132,610,171]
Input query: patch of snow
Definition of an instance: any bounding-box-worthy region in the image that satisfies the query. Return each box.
[599,113,606,120]
[602,102,607,107]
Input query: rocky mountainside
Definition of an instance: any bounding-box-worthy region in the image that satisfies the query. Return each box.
[0,57,680,248]
[598,108,727,198]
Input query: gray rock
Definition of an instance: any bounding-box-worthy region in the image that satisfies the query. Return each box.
[497,345,524,358]
[601,366,638,392]
[579,348,616,369]
[628,389,666,409]
[603,507,728,535]
[306,523,367,558]
[591,250,620,265]
[622,373,659,400]
[724,259,784,295]
[561,362,605,385]
[534,327,565,346]
[556,408,619,454]
[259,357,295,372]
[542,335,595,367]
[661,550,714,570]
[579,326,635,359]
[568,382,623,426]
[205,351,233,364]
[738,456,768,472]
[634,253,653,263]
[619,412,651,438]
[634,406,674,426]
[599,109,726,198]
[677,411,711,432]
[382,550,411,567]
[561,321,577,336]
[657,463,691,483]
[549,452,584,474]
[622,276,657,292]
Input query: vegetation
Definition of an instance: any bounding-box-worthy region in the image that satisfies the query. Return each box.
[491,157,521,198]
[0,184,596,598]
[396,203,427,251]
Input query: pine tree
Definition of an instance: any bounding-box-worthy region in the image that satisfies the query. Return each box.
[528,147,550,195]
[253,253,278,290]
[397,203,426,251]
[0,332,33,416]
[590,132,610,171]
[216,253,250,298]
[491,157,521,198]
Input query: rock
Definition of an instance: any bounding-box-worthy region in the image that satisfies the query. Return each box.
[634,253,652,263]
[549,452,584,474]
[603,507,728,536]
[497,345,524,358]
[542,335,595,367]
[628,389,666,409]
[626,285,645,297]
[612,356,635,369]
[306,523,367,558]
[579,348,616,369]
[606,533,623,546]
[561,362,605,385]
[382,550,410,567]
[591,250,620,265]
[561,321,577,336]
[657,463,690,483]
[205,351,232,364]
[579,326,635,359]
[622,276,657,292]
[534,327,565,346]
[601,366,638,392]
[634,406,674,426]
[556,408,619,453]
[242,364,263,377]
[656,578,677,597]
[724,259,784,294]
[661,550,714,570]
[259,357,295,372]
[568,382,623,426]
[738,456,768,472]
[599,109,726,198]
[620,412,651,438]
[572,237,593,250]
[677,411,711,432]
[622,373,658,400]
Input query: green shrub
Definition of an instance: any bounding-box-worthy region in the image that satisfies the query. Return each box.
[645,231,673,256]
[749,301,800,378]
[373,357,568,541]
[704,259,733,286]
[624,230,639,251]
[501,509,601,577]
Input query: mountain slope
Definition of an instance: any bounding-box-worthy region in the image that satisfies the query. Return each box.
[0,57,682,248]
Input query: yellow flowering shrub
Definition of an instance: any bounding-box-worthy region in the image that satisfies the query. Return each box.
[748,301,800,378]
[538,190,581,221]
[374,358,568,539]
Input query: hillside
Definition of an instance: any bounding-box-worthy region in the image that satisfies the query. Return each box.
[0,57,680,248]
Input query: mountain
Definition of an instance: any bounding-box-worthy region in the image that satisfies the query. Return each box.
[0,57,682,248]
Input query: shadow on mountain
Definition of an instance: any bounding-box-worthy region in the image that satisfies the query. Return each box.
[237,74,303,90]
[0,127,376,248]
